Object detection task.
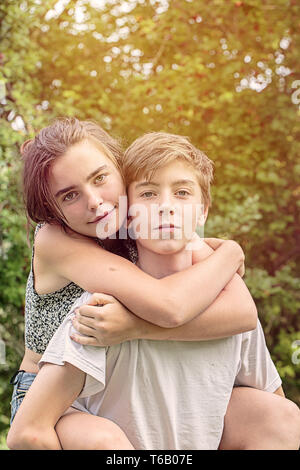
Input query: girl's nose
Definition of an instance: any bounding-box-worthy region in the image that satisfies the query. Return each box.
[87,190,103,211]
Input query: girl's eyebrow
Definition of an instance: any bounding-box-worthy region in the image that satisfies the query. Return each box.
[55,165,108,198]
[55,185,76,198]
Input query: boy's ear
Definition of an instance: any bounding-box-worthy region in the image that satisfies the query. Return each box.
[198,207,208,226]
[126,214,133,229]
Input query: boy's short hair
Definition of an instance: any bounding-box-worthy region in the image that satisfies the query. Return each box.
[123,132,214,209]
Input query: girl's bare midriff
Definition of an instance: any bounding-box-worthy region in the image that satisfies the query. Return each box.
[19,348,42,374]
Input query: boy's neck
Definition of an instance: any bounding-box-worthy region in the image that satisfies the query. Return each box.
[136,244,193,279]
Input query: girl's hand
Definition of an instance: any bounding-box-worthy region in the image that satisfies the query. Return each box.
[204,238,245,277]
[71,293,144,346]
[192,236,245,278]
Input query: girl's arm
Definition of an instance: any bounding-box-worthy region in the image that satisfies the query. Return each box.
[140,273,257,340]
[36,224,244,328]
[71,244,257,345]
[72,275,257,345]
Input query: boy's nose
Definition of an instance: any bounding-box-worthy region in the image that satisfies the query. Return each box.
[159,203,175,216]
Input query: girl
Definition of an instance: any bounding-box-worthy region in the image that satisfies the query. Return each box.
[7,117,272,449]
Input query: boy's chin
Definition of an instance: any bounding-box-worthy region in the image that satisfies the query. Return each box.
[138,239,187,255]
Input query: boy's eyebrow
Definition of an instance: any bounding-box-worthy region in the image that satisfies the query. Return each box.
[172,179,196,187]
[55,165,108,198]
[134,179,196,190]
[134,181,160,190]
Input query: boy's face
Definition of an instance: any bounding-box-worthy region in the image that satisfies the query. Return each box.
[127,160,208,255]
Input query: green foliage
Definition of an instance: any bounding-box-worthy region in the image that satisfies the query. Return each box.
[0,0,299,444]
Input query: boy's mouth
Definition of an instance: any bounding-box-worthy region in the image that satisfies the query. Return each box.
[156,224,180,231]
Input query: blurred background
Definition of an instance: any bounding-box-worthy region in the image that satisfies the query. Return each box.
[0,0,299,448]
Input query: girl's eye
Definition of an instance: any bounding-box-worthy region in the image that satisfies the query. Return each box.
[141,191,155,198]
[95,174,107,184]
[63,191,78,202]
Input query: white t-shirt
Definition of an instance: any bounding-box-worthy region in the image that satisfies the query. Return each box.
[40,292,281,450]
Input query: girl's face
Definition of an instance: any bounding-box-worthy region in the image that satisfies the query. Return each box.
[49,139,127,239]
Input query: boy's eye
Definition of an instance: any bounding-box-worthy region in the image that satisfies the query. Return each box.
[176,190,190,196]
[63,191,78,202]
[141,191,155,198]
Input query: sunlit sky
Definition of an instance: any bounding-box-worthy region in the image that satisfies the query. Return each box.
[8,0,293,130]
[43,0,291,91]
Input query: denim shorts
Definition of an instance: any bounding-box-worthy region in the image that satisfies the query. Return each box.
[10,370,37,425]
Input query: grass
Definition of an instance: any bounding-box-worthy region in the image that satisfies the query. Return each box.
[0,431,8,450]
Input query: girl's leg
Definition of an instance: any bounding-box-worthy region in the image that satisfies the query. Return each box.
[7,362,85,449]
[55,408,134,450]
[219,386,300,450]
[6,362,133,450]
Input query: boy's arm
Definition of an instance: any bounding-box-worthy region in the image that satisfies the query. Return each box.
[234,320,282,393]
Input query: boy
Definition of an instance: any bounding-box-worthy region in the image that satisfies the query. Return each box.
[65,131,283,449]
[8,133,300,449]
[70,132,299,449]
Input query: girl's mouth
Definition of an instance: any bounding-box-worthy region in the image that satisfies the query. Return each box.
[88,207,116,224]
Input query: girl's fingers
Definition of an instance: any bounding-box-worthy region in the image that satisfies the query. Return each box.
[70,333,98,346]
[88,293,115,306]
[72,316,96,332]
[76,304,104,319]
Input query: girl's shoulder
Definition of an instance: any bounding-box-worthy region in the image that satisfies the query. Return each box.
[34,223,98,261]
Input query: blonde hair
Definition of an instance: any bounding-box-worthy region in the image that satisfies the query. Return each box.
[123,132,214,209]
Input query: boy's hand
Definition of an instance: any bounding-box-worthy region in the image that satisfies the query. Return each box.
[71,293,144,346]
[203,238,245,277]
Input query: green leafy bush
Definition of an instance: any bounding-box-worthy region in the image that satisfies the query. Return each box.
[1,0,299,445]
